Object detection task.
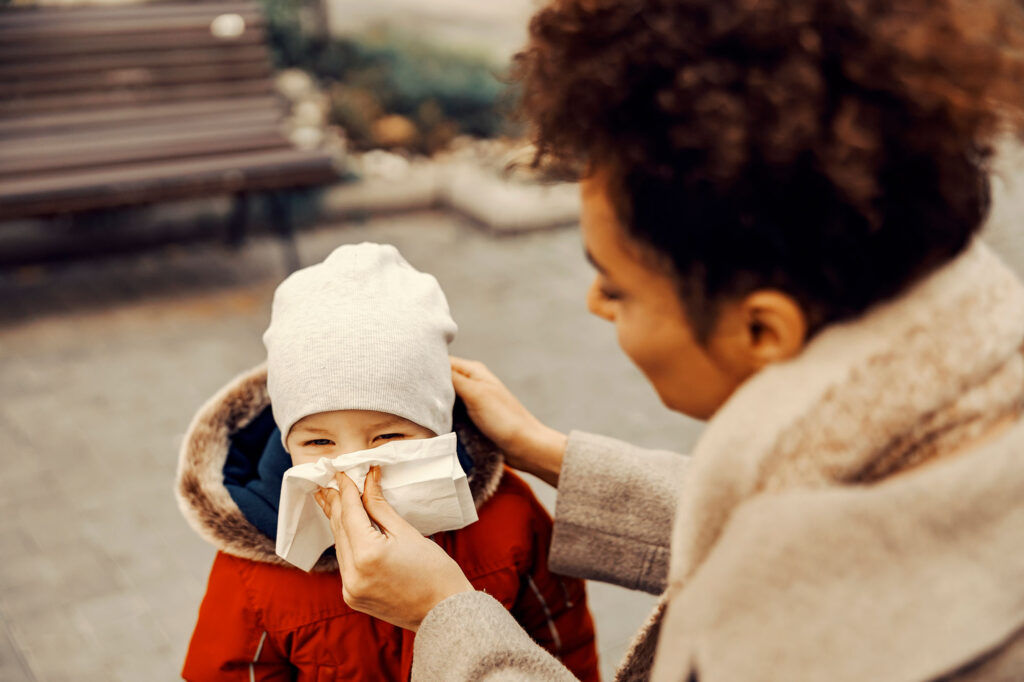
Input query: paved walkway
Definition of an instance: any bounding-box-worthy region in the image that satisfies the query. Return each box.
[0,211,702,681]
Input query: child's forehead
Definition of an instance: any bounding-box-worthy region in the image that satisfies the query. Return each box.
[293,409,419,431]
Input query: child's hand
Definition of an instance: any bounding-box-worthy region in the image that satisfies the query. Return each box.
[314,467,474,632]
[450,356,567,487]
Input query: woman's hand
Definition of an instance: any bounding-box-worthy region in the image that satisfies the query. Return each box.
[450,356,567,487]
[314,467,474,631]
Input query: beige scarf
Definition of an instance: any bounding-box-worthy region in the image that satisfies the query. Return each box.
[618,239,1024,681]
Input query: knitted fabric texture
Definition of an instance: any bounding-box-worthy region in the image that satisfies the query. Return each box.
[263,243,457,449]
[410,237,1024,682]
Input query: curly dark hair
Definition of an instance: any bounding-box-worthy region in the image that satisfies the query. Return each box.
[513,0,1024,337]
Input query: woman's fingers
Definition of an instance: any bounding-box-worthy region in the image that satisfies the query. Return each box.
[449,356,518,424]
[334,472,381,539]
[316,484,356,576]
[450,355,487,380]
[315,469,410,545]
[314,486,340,522]
[450,356,506,396]
[314,467,475,631]
[360,466,417,538]
[333,471,387,574]
[449,355,566,485]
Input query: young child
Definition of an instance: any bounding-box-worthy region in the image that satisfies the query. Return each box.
[175,243,599,681]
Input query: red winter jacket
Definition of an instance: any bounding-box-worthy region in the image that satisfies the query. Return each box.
[175,365,599,681]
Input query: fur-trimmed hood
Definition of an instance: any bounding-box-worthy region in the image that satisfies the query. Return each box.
[175,363,504,572]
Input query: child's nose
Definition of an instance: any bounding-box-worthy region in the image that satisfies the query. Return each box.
[336,442,364,455]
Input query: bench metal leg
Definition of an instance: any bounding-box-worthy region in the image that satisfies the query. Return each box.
[226,192,250,248]
[267,191,301,273]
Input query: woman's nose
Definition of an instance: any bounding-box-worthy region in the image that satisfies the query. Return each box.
[586,278,615,322]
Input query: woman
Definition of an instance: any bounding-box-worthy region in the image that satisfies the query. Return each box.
[314,0,1024,679]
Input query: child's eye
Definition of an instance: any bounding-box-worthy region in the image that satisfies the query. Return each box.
[304,439,334,446]
[373,433,405,443]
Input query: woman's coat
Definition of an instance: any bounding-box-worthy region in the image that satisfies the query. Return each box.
[411,239,1024,682]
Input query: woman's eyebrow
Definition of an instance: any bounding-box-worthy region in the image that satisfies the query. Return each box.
[584,249,607,274]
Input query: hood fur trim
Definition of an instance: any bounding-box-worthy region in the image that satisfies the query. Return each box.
[175,363,505,571]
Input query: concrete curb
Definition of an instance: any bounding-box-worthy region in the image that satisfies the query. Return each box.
[320,158,580,233]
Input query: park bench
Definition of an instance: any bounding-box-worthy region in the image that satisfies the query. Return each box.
[0,0,340,266]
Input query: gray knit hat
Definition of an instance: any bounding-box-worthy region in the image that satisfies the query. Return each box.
[263,242,458,450]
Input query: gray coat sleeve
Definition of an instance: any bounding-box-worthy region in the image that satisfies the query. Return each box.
[412,591,579,681]
[550,431,688,594]
[412,432,688,682]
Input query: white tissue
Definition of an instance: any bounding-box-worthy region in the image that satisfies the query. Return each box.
[275,432,478,571]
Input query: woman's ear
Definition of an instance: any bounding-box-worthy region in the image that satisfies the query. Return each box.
[740,290,807,368]
[706,290,807,379]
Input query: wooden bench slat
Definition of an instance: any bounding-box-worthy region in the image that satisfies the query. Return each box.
[0,97,281,137]
[0,9,266,39]
[0,45,269,81]
[1,79,275,117]
[2,118,286,159]
[1,132,291,179]
[0,147,336,197]
[0,2,262,27]
[4,61,272,98]
[1,118,287,165]
[0,148,339,219]
[0,27,267,62]
[0,109,283,146]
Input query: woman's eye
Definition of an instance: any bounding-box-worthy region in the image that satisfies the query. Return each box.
[373,433,405,443]
[595,275,623,301]
[305,439,334,446]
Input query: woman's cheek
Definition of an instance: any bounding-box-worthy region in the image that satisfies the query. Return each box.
[616,315,658,379]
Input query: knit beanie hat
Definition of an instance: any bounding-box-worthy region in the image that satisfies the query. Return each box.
[263,242,458,450]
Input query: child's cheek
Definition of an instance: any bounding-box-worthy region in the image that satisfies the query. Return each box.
[290,451,318,467]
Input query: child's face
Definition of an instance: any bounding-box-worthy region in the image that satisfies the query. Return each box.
[286,409,436,466]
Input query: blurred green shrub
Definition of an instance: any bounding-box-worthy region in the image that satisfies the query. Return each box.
[259,0,517,151]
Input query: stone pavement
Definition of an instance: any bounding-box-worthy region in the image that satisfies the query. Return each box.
[0,210,702,681]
